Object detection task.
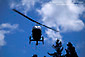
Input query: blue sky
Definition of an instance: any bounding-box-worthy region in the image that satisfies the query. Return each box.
[0,0,85,57]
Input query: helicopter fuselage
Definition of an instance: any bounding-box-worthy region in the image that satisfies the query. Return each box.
[29,26,44,45]
[32,28,41,41]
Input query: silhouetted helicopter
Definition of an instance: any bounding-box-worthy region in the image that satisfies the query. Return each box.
[29,25,44,45]
[13,9,59,45]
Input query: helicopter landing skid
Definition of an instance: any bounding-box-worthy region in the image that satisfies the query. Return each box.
[29,36,44,45]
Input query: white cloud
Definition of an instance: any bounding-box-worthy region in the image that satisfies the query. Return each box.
[45,29,62,43]
[10,0,39,14]
[37,0,85,42]
[0,23,18,47]
[0,23,18,29]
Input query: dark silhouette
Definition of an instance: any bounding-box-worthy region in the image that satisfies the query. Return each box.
[48,39,78,57]
[65,42,78,57]
[32,54,37,57]
[48,39,63,57]
[29,26,44,45]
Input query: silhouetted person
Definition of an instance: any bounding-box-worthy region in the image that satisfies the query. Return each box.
[65,42,78,57]
[48,39,63,57]
[32,54,37,57]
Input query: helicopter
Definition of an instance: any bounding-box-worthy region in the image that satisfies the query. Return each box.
[29,25,44,45]
[13,9,59,45]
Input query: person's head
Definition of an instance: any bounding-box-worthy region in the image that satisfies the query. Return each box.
[59,41,62,44]
[57,39,59,42]
[67,42,72,46]
[56,39,59,44]
[32,54,37,57]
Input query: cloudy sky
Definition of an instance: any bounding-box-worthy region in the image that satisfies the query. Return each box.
[0,0,85,57]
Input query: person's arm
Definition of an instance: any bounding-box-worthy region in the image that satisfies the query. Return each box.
[65,49,69,54]
[60,47,64,52]
[52,45,56,48]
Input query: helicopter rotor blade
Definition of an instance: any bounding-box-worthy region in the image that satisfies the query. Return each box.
[13,9,59,32]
